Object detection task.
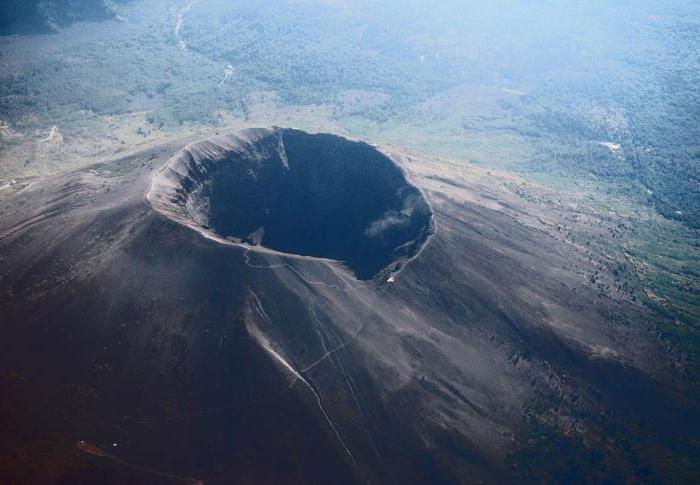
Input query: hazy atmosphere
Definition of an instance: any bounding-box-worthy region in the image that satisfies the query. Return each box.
[1,0,699,483]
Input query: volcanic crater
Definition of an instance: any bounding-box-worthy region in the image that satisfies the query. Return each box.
[148,128,434,279]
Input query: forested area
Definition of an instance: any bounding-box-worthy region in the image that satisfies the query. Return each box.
[0,0,131,35]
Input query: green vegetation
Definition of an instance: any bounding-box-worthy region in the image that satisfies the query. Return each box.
[0,0,131,35]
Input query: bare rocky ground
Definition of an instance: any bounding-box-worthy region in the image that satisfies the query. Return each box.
[0,128,697,483]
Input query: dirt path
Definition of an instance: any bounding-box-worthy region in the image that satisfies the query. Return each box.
[175,1,199,50]
[76,441,204,484]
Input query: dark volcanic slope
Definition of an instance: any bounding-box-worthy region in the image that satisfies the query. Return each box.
[0,128,698,484]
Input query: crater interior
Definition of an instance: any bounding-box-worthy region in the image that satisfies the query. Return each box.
[149,128,433,279]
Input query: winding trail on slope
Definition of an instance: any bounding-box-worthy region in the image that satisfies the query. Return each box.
[76,441,203,484]
[175,1,198,50]
[301,308,368,374]
[242,247,372,292]
[247,292,358,466]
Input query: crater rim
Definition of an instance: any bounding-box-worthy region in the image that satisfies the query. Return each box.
[147,127,434,280]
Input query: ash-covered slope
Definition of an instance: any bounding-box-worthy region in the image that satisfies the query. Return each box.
[0,128,697,484]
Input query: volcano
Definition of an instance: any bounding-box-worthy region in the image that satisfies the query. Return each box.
[0,128,696,484]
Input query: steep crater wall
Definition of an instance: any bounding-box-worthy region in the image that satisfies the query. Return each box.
[148,128,433,279]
